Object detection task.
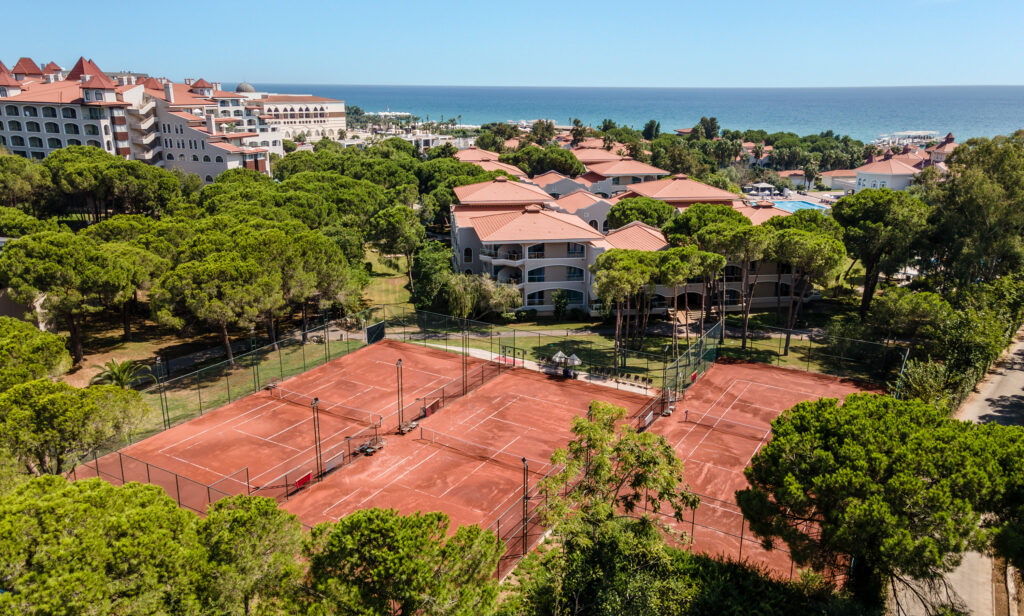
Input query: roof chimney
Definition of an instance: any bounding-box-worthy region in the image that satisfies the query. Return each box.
[184,78,193,86]
[80,74,91,84]
[494,175,508,182]
[206,114,216,134]
[164,82,174,103]
[212,81,221,91]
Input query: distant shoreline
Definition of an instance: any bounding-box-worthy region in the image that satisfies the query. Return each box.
[230,83,1024,142]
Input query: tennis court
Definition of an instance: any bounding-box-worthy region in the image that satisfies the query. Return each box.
[281,367,653,531]
[77,340,484,506]
[649,359,879,575]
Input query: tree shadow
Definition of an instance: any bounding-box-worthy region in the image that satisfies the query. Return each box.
[977,394,1024,426]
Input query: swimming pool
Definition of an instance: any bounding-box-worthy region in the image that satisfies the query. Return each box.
[772,200,829,213]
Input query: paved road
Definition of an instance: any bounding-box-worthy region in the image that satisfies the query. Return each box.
[958,332,1024,425]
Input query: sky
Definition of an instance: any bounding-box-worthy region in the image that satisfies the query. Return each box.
[5,0,1024,88]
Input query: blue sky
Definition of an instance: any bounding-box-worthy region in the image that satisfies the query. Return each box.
[5,0,1023,87]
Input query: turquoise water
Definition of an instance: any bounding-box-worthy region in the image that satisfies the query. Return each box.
[235,84,1024,141]
[772,201,829,213]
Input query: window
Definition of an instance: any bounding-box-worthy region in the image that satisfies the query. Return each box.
[0,136,4,146]
[566,267,584,281]
[11,136,25,146]
[526,291,544,306]
[527,267,545,283]
[23,106,38,117]
[463,247,472,263]
[47,138,61,148]
[85,124,99,135]
[527,244,545,259]
[4,105,19,116]
[192,155,199,161]
[30,152,44,160]
[88,109,103,120]
[203,155,210,162]
[28,137,42,148]
[166,154,174,160]
[724,265,743,282]
[64,124,79,134]
[25,121,39,132]
[103,125,110,135]
[567,243,585,258]
[83,91,90,101]
[87,140,101,148]
[105,141,111,150]
[67,139,81,146]
[61,108,76,119]
[564,290,584,305]
[8,120,21,131]
[602,220,609,233]
[44,122,59,133]
[42,107,56,118]
[724,289,741,306]
[205,175,213,182]
[588,220,598,229]
[215,156,223,163]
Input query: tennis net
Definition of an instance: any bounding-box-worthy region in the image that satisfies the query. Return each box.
[683,410,771,442]
[419,427,555,476]
[270,385,383,426]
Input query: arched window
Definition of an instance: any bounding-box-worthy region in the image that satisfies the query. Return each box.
[61,108,76,119]
[465,269,472,275]
[588,220,598,229]
[85,124,99,135]
[105,141,111,150]
[463,248,472,263]
[67,139,81,146]
[23,106,38,117]
[87,140,101,147]
[233,110,242,116]
[4,105,19,116]
[203,155,210,162]
[8,120,21,131]
[103,125,110,135]
[42,107,57,118]
[25,121,39,132]
[11,136,25,146]
[205,175,213,182]
[564,290,584,305]
[0,136,5,146]
[566,266,584,281]
[724,289,742,306]
[526,291,544,306]
[215,156,223,163]
[47,138,61,148]
[64,124,79,134]
[28,137,42,147]
[166,153,175,160]
[44,122,58,133]
[192,155,199,161]
[724,265,743,282]
[527,267,545,283]
[602,220,609,233]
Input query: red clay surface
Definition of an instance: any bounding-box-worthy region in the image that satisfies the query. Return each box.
[648,360,880,577]
[100,340,484,497]
[281,367,652,531]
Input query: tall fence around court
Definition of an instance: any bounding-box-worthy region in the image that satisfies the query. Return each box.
[381,305,671,390]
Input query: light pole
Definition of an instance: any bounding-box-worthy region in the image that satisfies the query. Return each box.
[521,457,528,555]
[312,397,323,478]
[396,359,404,428]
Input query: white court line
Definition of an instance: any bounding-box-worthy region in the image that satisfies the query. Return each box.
[439,435,525,499]
[323,447,443,516]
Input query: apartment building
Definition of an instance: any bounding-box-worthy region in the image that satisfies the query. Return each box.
[245,92,346,140]
[450,175,801,315]
[0,56,284,181]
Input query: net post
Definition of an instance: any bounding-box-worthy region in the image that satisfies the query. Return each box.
[174,474,181,505]
[246,468,251,495]
[738,517,745,561]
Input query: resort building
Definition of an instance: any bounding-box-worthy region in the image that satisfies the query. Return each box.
[612,174,741,209]
[926,132,958,166]
[776,169,808,188]
[0,55,293,181]
[449,175,799,315]
[455,146,501,163]
[821,169,857,191]
[245,92,346,140]
[471,159,527,179]
[853,152,921,192]
[580,158,668,188]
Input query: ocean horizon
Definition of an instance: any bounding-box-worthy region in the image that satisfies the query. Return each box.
[235,83,1024,143]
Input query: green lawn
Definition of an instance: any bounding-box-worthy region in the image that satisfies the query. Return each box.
[363,249,412,309]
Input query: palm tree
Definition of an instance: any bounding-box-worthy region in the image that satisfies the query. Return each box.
[90,359,156,389]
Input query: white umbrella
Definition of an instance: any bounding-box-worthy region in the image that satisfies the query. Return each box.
[567,354,582,366]
[551,350,567,364]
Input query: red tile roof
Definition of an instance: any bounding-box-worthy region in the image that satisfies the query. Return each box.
[732,203,790,225]
[471,160,527,178]
[64,57,116,88]
[0,72,20,87]
[258,94,341,103]
[139,77,163,91]
[821,169,856,177]
[599,221,668,251]
[453,176,553,206]
[584,158,667,177]
[42,61,62,75]
[0,61,8,74]
[553,189,608,213]
[12,57,42,76]
[570,146,623,165]
[617,174,739,205]
[454,146,501,162]
[854,158,920,176]
[191,78,212,89]
[472,205,604,242]
[777,169,804,177]
[528,170,570,188]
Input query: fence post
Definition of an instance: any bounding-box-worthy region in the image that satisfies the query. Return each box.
[174,474,182,505]
[738,517,745,561]
[225,374,232,403]
[118,453,125,483]
[196,371,203,415]
[805,335,812,372]
[278,345,284,381]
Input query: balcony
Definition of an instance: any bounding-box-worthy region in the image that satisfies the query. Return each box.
[480,247,525,267]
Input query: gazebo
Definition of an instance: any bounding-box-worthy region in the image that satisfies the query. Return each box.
[751,182,775,198]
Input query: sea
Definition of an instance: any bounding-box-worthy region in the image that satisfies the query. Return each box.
[237,84,1024,143]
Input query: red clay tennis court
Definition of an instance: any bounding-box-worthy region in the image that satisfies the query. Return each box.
[281,367,652,528]
[648,359,879,576]
[75,340,485,508]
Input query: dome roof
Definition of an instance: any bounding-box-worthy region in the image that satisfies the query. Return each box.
[235,82,255,93]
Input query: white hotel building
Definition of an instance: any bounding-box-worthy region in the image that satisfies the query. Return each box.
[0,56,344,182]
